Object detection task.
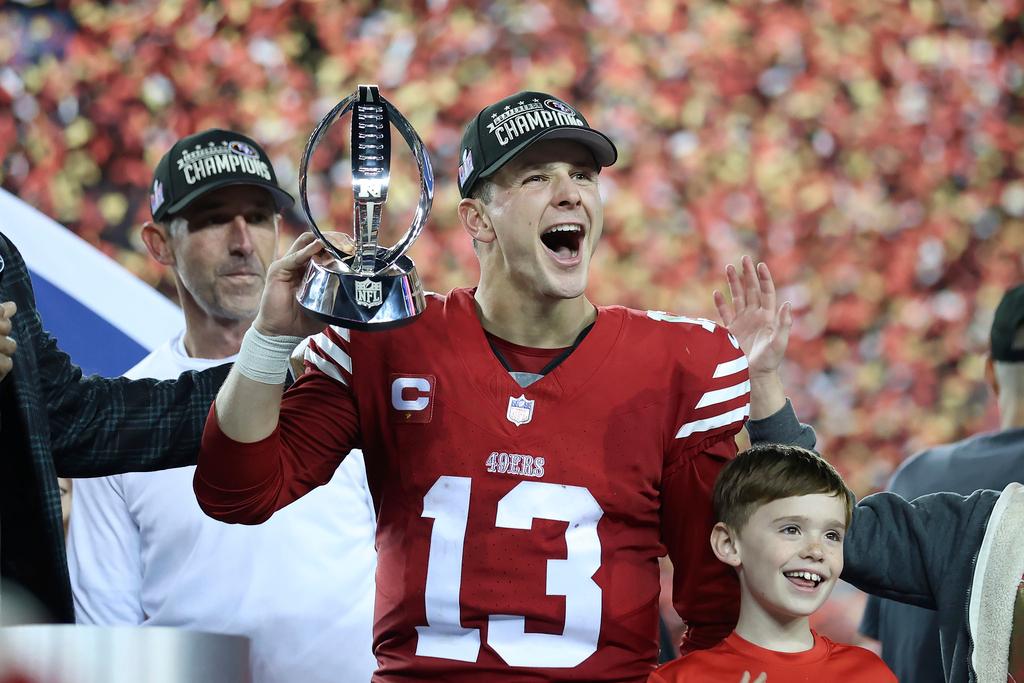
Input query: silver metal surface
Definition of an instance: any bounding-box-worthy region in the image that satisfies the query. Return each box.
[296,84,433,329]
[297,252,426,330]
[0,625,251,683]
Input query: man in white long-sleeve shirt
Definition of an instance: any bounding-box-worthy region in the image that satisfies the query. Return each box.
[67,128,378,683]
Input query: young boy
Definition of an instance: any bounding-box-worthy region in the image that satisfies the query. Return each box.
[649,444,896,681]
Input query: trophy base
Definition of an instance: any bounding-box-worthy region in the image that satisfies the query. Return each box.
[296,251,427,331]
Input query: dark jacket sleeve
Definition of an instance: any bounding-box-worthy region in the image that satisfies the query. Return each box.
[3,232,230,477]
[745,398,817,450]
[842,488,999,609]
[47,359,231,477]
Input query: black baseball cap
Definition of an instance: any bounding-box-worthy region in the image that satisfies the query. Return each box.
[991,284,1024,362]
[150,128,294,221]
[457,91,618,198]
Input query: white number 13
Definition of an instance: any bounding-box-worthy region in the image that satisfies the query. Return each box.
[415,476,604,668]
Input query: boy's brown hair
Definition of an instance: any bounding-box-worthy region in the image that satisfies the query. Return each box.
[713,443,855,532]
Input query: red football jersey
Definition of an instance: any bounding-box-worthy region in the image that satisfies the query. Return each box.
[647,630,897,682]
[197,288,752,682]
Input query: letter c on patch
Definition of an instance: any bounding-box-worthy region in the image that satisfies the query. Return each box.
[392,377,431,411]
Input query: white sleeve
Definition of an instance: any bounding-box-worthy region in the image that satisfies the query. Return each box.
[67,475,146,624]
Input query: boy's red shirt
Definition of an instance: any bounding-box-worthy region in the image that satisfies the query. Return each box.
[648,630,896,682]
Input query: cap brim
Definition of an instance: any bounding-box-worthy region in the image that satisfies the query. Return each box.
[165,178,295,217]
[478,126,618,181]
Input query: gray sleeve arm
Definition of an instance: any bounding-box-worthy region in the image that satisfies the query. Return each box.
[745,398,817,450]
[842,489,998,609]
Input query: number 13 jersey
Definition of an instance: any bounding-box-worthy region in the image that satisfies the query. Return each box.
[196,288,752,682]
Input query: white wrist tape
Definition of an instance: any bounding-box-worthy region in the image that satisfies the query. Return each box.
[235,325,305,385]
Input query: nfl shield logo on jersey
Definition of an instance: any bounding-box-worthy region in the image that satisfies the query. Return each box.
[506,394,535,426]
[355,278,383,308]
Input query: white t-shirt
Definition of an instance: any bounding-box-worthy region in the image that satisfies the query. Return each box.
[67,331,378,683]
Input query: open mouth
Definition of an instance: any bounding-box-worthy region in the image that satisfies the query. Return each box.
[783,570,825,590]
[540,223,584,262]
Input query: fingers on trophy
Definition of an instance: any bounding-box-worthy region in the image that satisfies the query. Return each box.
[296,84,433,330]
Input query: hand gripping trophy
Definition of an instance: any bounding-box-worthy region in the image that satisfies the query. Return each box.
[296,84,433,329]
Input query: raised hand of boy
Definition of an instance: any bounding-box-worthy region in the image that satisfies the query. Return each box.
[714,255,792,419]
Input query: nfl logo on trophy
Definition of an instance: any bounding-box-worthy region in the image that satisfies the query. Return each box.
[355,279,383,308]
[506,394,535,427]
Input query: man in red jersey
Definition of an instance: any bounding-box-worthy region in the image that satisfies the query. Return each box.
[194,91,809,682]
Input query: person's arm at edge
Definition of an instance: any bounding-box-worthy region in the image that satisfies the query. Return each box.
[855,456,918,641]
[842,487,1001,608]
[45,361,231,477]
[0,224,231,477]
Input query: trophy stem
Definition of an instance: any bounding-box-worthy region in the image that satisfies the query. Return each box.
[353,89,391,277]
[355,201,383,276]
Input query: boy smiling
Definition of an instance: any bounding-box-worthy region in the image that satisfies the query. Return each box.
[650,444,895,681]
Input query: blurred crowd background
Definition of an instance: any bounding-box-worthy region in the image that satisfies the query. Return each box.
[2,0,1023,648]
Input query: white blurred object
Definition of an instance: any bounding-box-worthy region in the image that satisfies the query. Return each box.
[0,625,250,683]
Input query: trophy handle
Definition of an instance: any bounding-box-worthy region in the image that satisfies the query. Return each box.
[298,92,357,265]
[377,103,433,270]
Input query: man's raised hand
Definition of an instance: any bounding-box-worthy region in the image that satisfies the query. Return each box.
[254,232,354,339]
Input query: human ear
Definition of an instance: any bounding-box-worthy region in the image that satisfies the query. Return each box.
[457,198,495,245]
[140,221,176,266]
[710,522,742,568]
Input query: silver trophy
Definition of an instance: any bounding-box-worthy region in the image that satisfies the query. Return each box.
[296,84,432,330]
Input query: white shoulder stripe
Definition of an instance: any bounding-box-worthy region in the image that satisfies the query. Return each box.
[329,325,351,342]
[695,380,750,409]
[305,346,348,385]
[312,332,352,374]
[675,404,750,439]
[713,355,748,378]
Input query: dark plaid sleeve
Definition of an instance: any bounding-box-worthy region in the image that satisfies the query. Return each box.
[44,342,230,478]
[3,233,229,478]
